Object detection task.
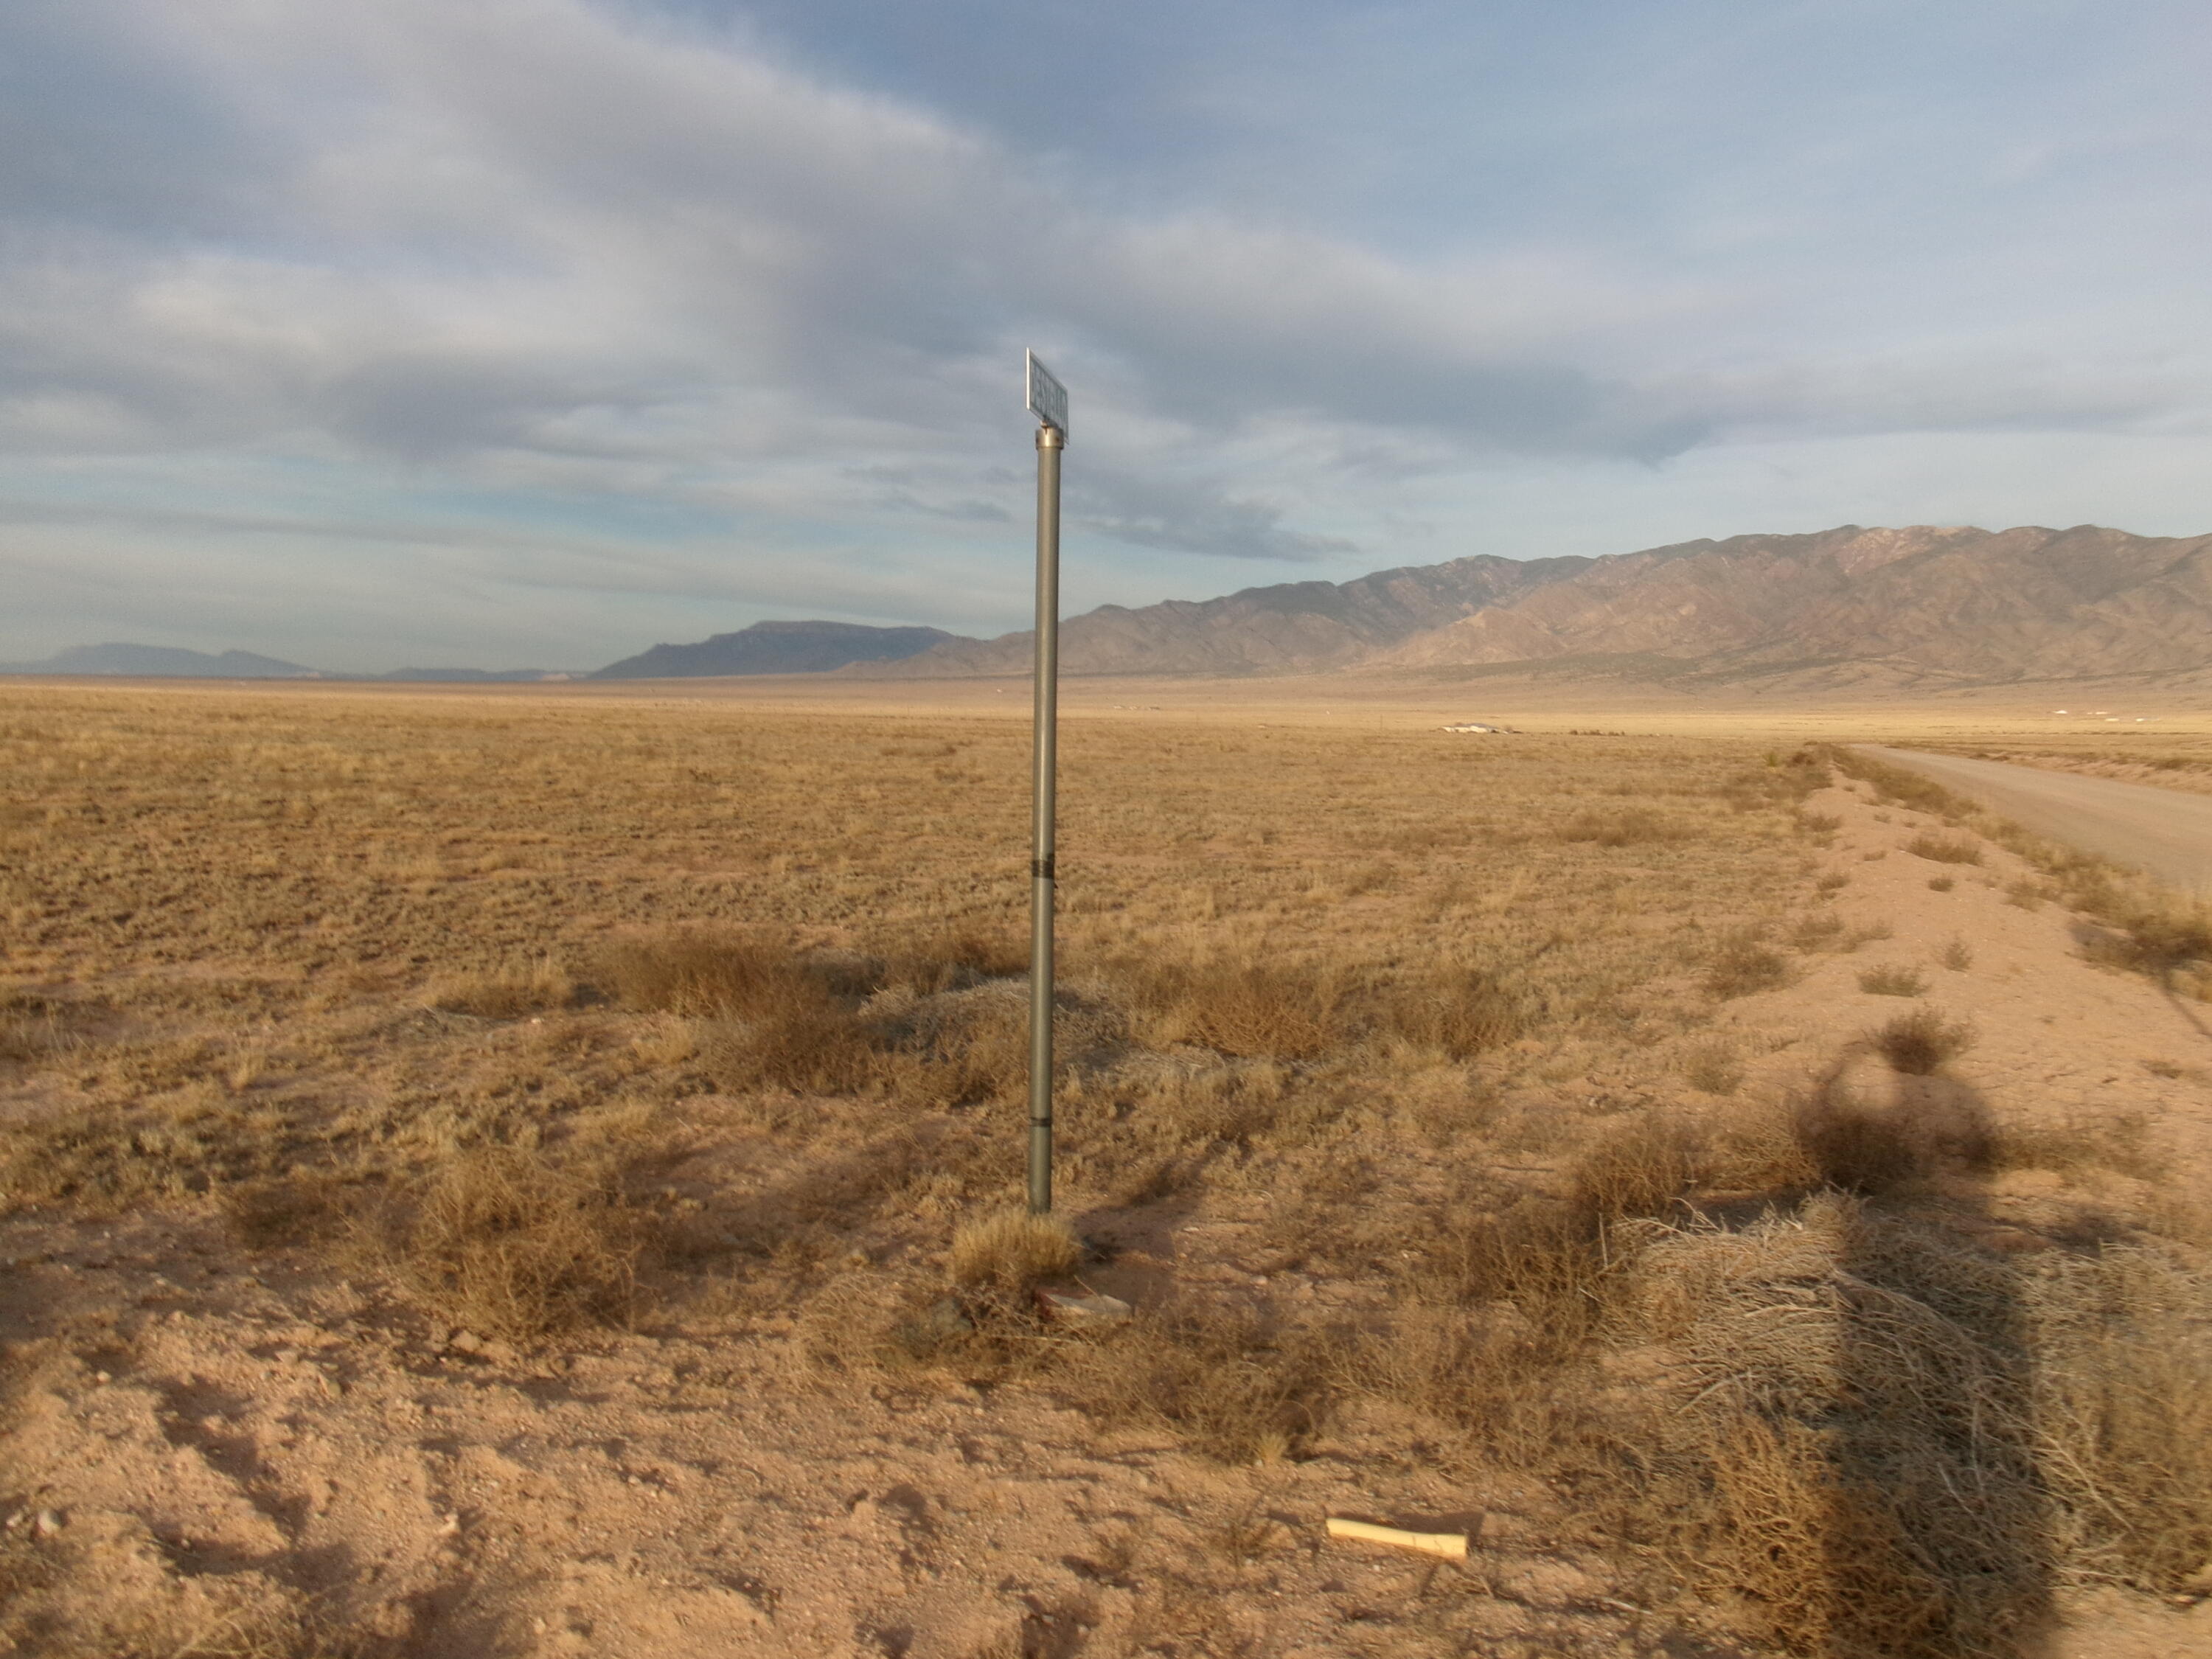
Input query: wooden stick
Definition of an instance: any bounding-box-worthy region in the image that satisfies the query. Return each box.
[1325,1517,1468,1559]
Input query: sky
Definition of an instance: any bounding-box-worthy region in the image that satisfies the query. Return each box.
[3,0,2209,670]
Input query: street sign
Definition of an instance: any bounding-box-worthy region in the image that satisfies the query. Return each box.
[1026,350,1069,438]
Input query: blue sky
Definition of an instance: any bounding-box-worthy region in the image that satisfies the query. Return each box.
[3,0,2208,669]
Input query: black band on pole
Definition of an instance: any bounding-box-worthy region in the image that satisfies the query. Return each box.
[1032,858,1056,880]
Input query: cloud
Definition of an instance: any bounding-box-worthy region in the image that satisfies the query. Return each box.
[1069,470,1355,561]
[1,0,2208,664]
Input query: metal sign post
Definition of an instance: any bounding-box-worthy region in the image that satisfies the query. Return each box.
[1025,350,1068,1215]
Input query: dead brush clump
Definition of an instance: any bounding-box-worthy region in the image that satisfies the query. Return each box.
[1360,964,1526,1059]
[1113,956,1343,1060]
[1353,1304,1629,1478]
[1703,931,1793,999]
[1871,1006,1977,1075]
[599,931,890,1094]
[1905,830,1983,865]
[1857,962,1927,997]
[2028,1245,2212,1592]
[949,1208,1080,1299]
[1630,1195,2052,1658]
[363,1144,650,1342]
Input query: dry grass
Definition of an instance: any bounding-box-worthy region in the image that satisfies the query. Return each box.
[8,690,2212,1653]
[1905,831,1983,865]
[948,1208,1079,1293]
[365,1145,648,1342]
[1704,932,1794,998]
[1837,746,2212,1000]
[1857,963,1928,996]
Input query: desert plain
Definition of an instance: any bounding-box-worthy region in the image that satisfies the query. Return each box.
[2,675,2211,1658]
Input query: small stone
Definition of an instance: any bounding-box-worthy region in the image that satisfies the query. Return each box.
[437,1512,462,1537]
[1035,1289,1133,1326]
[273,1347,299,1363]
[449,1331,484,1355]
[481,1340,518,1365]
[93,1371,111,1385]
[32,1509,63,1539]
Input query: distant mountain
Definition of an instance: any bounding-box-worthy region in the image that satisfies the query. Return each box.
[867,525,2212,689]
[1374,525,2212,687]
[0,643,319,678]
[592,619,969,679]
[853,556,1593,678]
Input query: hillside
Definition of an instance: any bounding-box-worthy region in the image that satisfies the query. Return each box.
[868,524,2212,688]
[0,644,319,678]
[592,619,967,679]
[855,554,1593,678]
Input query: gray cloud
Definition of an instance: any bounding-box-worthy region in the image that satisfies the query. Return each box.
[1,0,2207,665]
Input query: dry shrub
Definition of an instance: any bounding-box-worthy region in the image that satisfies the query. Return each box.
[427,955,574,1018]
[1857,963,1927,997]
[1357,1305,1624,1476]
[949,1208,1079,1295]
[1672,1409,1960,1658]
[697,998,885,1095]
[1362,965,1525,1058]
[1872,1007,1976,1075]
[1905,832,1983,866]
[596,930,820,1015]
[1118,958,1343,1059]
[1571,1114,1706,1222]
[1057,1300,1331,1463]
[1637,1199,2051,1658]
[880,923,1031,994]
[1787,911,1846,952]
[1409,1198,1622,1348]
[2079,897,2212,978]
[600,931,887,1093]
[1704,933,1792,999]
[2031,1246,2212,1591]
[1928,874,1956,892]
[369,1145,647,1341]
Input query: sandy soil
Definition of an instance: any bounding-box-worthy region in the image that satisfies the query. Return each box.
[4,735,2211,1655]
[1863,746,2212,890]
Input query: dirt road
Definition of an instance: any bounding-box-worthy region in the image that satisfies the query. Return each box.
[1863,744,2212,889]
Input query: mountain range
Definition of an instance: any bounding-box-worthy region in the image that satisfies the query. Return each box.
[8,525,2208,692]
[859,523,2212,692]
[591,620,959,678]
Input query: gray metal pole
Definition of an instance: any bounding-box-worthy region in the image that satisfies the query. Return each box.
[1027,424,1063,1214]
